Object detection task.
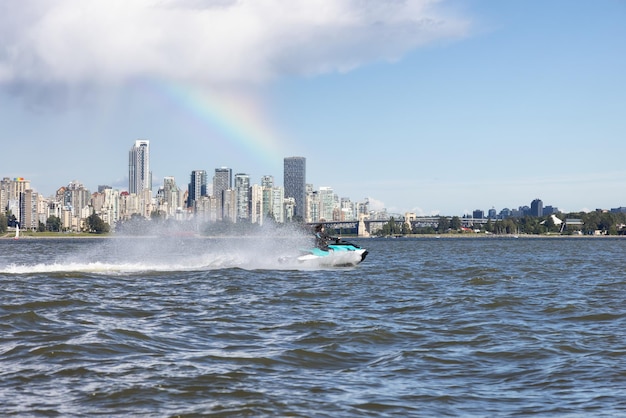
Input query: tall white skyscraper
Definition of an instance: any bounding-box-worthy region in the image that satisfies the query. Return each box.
[129,140,151,194]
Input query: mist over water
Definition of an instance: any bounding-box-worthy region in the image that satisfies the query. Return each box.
[2,236,626,416]
[1,224,316,274]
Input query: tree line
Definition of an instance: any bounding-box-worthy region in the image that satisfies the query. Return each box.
[4,209,626,237]
[375,211,626,236]
[0,211,110,235]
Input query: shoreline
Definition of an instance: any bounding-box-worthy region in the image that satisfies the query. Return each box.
[2,233,624,240]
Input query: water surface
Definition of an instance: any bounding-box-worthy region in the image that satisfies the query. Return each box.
[1,236,625,416]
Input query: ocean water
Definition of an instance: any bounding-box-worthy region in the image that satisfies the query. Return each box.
[1,235,625,417]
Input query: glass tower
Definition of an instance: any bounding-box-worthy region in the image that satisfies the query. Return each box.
[213,167,232,220]
[129,140,151,194]
[188,170,207,208]
[530,198,544,217]
[234,173,250,222]
[283,157,306,220]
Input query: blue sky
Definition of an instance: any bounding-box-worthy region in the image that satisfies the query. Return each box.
[1,0,625,216]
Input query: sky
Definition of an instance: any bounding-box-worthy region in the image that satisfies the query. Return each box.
[1,0,625,216]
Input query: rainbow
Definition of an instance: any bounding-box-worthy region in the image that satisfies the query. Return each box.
[147,79,285,165]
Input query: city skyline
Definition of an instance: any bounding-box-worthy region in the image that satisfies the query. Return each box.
[1,1,625,215]
[3,154,617,220]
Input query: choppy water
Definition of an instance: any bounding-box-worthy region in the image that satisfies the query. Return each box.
[1,236,626,417]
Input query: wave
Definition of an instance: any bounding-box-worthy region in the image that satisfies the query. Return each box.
[0,254,325,275]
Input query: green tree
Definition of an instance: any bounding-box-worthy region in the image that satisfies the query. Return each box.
[87,213,110,234]
[0,212,7,234]
[543,215,561,233]
[46,215,62,232]
[376,217,401,236]
[484,218,493,233]
[518,216,543,234]
[437,216,449,233]
[581,212,598,234]
[450,216,462,231]
[492,218,515,235]
[493,220,503,234]
[598,212,615,234]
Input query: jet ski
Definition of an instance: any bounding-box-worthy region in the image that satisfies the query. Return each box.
[283,239,368,267]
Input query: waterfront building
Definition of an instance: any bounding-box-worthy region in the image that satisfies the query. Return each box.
[119,191,140,221]
[318,186,336,221]
[0,187,4,216]
[358,200,370,218]
[0,177,11,212]
[64,181,91,218]
[283,156,306,220]
[1,177,30,221]
[19,189,38,230]
[340,197,356,221]
[195,195,217,223]
[306,188,320,223]
[284,197,296,222]
[46,200,63,224]
[188,170,207,209]
[530,199,543,217]
[222,189,236,222]
[99,187,120,227]
[270,187,285,223]
[543,205,559,215]
[499,208,512,218]
[129,140,152,195]
[261,175,274,222]
[213,167,232,220]
[515,206,530,217]
[261,175,274,188]
[250,184,263,225]
[158,176,181,217]
[234,173,250,222]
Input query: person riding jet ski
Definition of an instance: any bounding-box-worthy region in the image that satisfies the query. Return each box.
[314,224,334,251]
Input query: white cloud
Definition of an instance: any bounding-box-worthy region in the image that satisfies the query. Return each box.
[0,0,469,87]
[366,196,386,211]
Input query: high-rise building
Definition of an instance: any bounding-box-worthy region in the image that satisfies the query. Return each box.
[261,175,274,188]
[160,176,181,216]
[283,156,306,220]
[270,186,285,223]
[307,189,320,223]
[99,188,120,226]
[1,177,30,221]
[473,209,484,219]
[19,189,38,230]
[213,167,232,220]
[64,181,91,217]
[261,175,274,221]
[222,189,236,221]
[188,170,207,209]
[129,140,151,195]
[234,173,250,222]
[319,186,336,221]
[530,199,543,217]
[250,184,263,225]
